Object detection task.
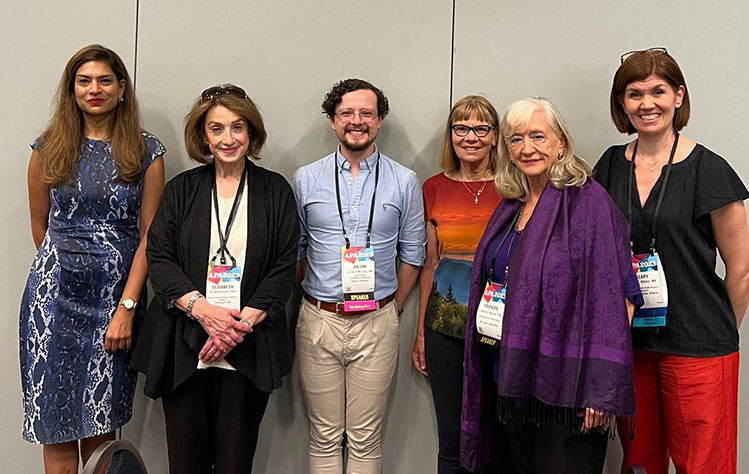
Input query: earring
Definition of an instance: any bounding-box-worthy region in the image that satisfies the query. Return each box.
[557,153,564,160]
[118,97,124,103]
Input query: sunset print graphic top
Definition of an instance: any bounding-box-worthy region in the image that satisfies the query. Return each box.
[423,173,501,338]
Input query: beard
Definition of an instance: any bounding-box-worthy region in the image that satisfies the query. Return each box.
[338,126,377,153]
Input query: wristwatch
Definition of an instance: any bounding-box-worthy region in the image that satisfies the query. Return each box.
[119,298,138,310]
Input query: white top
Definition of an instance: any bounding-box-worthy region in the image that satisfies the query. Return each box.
[198,181,248,371]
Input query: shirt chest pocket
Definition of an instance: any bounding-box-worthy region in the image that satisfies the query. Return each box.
[371,197,402,240]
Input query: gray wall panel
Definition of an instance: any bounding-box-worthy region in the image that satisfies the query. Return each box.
[1,2,137,472]
[453,2,749,473]
[4,1,748,472]
[130,1,452,473]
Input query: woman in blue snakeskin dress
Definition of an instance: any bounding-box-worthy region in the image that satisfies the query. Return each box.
[19,44,165,473]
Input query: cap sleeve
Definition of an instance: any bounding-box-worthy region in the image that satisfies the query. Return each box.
[142,133,167,174]
[422,174,438,223]
[693,146,749,220]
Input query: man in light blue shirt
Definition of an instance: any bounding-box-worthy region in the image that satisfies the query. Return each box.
[293,78,425,474]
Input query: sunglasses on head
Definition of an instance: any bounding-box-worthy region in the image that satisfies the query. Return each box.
[200,84,248,101]
[620,47,669,64]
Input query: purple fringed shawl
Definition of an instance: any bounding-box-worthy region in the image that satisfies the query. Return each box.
[460,180,635,471]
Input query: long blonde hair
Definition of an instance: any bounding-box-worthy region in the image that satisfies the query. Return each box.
[495,97,591,200]
[39,44,144,185]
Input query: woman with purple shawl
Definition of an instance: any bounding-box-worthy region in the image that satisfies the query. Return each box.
[461,97,641,474]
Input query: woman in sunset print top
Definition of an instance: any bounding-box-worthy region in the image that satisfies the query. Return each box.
[412,95,501,474]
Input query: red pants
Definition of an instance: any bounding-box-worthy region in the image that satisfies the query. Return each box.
[619,349,739,474]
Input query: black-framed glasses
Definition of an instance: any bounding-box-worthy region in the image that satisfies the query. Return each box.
[620,47,669,64]
[451,124,495,138]
[200,84,248,101]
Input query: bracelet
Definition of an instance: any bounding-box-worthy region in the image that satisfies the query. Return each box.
[185,293,204,320]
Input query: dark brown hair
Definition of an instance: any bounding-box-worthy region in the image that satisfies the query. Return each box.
[40,44,144,185]
[184,86,267,163]
[610,50,690,134]
[321,78,389,119]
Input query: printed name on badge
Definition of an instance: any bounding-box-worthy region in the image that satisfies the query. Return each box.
[341,246,376,312]
[632,252,668,327]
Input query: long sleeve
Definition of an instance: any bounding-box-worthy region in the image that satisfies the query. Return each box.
[146,176,199,311]
[245,176,300,323]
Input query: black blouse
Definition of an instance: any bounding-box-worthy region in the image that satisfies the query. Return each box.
[594,144,747,356]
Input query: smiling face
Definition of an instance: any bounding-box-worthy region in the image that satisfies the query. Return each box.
[506,109,565,180]
[621,74,684,137]
[330,89,383,156]
[451,113,496,171]
[204,105,250,168]
[73,60,125,119]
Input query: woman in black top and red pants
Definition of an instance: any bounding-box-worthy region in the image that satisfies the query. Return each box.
[594,48,749,474]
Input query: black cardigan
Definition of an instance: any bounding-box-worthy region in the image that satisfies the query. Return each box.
[131,159,299,398]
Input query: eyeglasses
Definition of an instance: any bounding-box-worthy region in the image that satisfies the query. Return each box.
[335,109,378,122]
[451,124,495,138]
[506,132,548,149]
[200,84,248,101]
[620,47,669,64]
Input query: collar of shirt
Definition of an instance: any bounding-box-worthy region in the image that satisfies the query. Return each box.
[335,144,379,172]
[295,147,426,302]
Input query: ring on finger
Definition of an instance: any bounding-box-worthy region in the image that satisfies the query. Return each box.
[240,318,251,326]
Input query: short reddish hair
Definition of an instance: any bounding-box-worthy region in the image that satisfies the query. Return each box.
[610,50,690,134]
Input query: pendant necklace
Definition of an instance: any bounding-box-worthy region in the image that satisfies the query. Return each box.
[462,180,487,204]
[638,154,666,172]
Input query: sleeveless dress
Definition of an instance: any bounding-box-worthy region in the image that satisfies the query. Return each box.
[19,134,165,444]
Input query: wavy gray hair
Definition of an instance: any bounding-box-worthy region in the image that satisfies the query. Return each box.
[495,97,591,200]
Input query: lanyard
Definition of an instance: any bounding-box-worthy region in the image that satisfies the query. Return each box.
[627,133,679,254]
[487,207,522,282]
[211,161,248,266]
[334,151,380,249]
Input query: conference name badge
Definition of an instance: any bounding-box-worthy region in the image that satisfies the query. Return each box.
[341,246,376,312]
[632,252,668,327]
[206,264,242,311]
[476,281,505,347]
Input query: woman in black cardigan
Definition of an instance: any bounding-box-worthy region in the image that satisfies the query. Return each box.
[131,84,299,474]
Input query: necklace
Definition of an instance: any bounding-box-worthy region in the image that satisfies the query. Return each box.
[462,180,487,204]
[515,204,525,232]
[638,154,667,172]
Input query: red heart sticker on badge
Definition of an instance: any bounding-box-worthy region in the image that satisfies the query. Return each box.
[483,284,495,302]
[207,266,230,284]
[343,246,364,264]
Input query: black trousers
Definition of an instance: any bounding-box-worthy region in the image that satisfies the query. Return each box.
[162,368,270,474]
[499,422,608,474]
[424,328,469,474]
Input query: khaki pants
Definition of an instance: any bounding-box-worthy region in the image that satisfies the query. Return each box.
[296,299,399,474]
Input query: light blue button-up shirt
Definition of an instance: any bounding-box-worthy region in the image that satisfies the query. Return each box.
[292,146,426,301]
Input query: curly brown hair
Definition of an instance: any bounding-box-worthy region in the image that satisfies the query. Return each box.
[321,78,389,119]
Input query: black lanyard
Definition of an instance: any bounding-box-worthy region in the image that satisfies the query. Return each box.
[334,151,380,249]
[211,162,248,266]
[627,133,679,254]
[486,207,522,283]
